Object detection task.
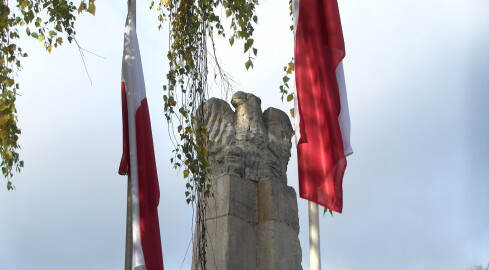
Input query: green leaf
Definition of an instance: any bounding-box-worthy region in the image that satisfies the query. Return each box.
[252,48,257,56]
[323,208,334,216]
[183,169,189,178]
[37,35,45,42]
[179,107,187,117]
[286,93,293,102]
[245,59,252,70]
[229,36,235,46]
[244,39,254,53]
[49,31,56,38]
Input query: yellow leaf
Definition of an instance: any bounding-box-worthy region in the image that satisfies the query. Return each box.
[0,115,9,125]
[78,2,86,14]
[290,108,294,117]
[0,129,9,139]
[6,78,15,87]
[287,62,295,74]
[88,3,96,15]
[5,150,12,159]
[161,0,169,3]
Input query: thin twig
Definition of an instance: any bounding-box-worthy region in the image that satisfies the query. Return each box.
[74,38,106,87]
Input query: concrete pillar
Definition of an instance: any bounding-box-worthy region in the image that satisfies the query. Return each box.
[192,92,302,270]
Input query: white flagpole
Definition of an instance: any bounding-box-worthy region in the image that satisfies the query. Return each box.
[309,201,321,270]
[125,2,136,270]
[125,175,133,270]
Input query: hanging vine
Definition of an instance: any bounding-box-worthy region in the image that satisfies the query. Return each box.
[151,0,259,205]
[279,0,295,114]
[150,1,259,267]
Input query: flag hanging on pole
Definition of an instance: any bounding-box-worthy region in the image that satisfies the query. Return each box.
[119,11,164,270]
[293,0,352,213]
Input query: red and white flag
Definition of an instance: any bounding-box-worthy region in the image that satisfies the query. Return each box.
[293,0,352,213]
[119,12,164,270]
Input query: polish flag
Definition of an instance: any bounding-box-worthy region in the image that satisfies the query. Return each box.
[119,12,164,270]
[293,0,353,213]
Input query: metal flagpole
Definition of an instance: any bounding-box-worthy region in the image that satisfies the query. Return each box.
[128,0,136,25]
[309,201,321,270]
[125,2,136,270]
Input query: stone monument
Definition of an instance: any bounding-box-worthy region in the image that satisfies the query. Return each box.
[192,91,302,270]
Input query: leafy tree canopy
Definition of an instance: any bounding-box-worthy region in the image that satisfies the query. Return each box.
[0,0,95,190]
[1,0,295,199]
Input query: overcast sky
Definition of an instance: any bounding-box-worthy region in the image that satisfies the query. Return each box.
[1,1,488,269]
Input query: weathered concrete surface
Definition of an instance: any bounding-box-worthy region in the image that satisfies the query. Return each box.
[192,92,302,270]
[204,215,257,270]
[206,174,257,227]
[256,179,300,270]
[256,221,302,270]
[257,179,299,230]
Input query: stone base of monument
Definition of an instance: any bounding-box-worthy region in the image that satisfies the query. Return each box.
[191,92,302,270]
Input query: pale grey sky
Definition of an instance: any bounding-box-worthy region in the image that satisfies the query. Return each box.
[1,1,488,269]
